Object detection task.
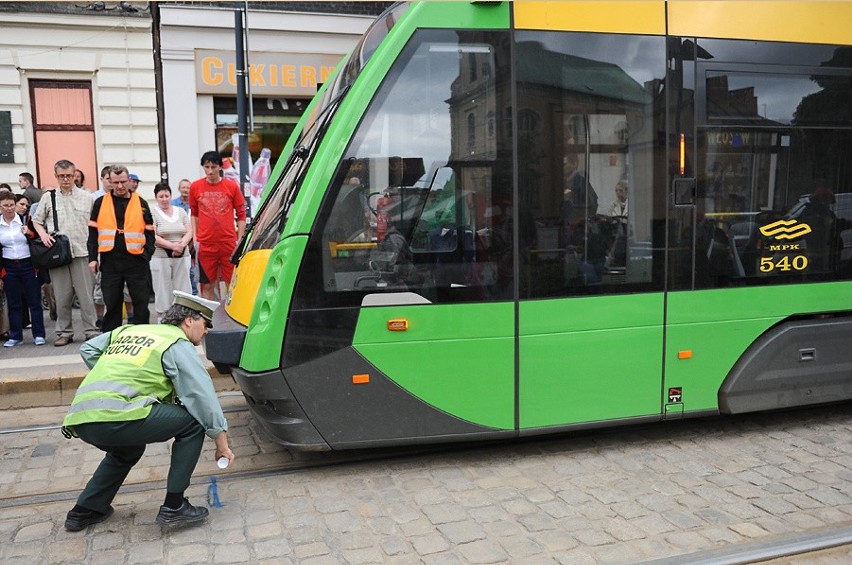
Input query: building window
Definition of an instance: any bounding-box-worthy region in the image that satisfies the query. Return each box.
[29,80,97,190]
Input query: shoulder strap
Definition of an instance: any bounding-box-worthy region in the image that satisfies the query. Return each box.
[49,189,59,233]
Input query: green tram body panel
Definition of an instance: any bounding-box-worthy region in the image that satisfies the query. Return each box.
[349,282,852,430]
[239,235,308,372]
[519,294,664,428]
[353,302,514,430]
[665,282,852,412]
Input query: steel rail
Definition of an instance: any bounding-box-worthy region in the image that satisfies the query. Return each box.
[641,526,852,565]
[0,442,479,509]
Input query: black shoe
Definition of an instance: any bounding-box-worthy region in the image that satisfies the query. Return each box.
[65,506,114,531]
[155,498,209,527]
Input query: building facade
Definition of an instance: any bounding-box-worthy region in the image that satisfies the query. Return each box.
[0,1,388,198]
[157,2,381,194]
[0,2,157,193]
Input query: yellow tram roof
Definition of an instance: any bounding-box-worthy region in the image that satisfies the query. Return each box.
[513,2,852,46]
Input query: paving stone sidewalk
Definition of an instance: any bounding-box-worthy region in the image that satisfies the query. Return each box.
[1,401,851,564]
[0,304,234,410]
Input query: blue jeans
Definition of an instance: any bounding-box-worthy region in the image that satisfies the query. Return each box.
[2,258,45,341]
[190,256,199,296]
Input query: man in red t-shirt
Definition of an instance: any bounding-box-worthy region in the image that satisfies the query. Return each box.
[189,151,246,300]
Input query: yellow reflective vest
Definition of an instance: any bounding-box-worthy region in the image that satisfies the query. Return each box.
[63,325,187,428]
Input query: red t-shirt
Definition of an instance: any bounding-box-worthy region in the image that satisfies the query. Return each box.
[189,177,247,249]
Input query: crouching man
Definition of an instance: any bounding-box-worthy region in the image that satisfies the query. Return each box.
[61,290,234,531]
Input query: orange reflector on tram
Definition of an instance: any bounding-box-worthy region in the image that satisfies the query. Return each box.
[387,318,409,331]
[352,374,370,384]
[678,350,693,360]
[679,133,686,175]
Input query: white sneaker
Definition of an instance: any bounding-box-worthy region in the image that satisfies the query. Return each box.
[34,337,46,346]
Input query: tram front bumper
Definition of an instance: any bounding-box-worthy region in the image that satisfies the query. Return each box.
[205,307,248,375]
[232,367,331,451]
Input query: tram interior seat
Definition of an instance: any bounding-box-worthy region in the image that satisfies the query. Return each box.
[702,219,747,280]
[355,229,415,289]
[728,219,760,276]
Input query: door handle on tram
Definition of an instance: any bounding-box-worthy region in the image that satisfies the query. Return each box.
[672,178,696,207]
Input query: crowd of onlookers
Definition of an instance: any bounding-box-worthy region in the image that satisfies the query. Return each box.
[0,151,246,347]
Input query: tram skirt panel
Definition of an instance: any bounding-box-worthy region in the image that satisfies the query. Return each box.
[719,318,852,414]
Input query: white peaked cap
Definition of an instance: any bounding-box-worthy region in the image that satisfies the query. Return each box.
[172,290,220,324]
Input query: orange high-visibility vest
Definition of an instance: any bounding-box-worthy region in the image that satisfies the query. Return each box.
[89,192,151,254]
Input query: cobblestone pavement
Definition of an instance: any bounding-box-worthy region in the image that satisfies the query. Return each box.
[1,400,850,564]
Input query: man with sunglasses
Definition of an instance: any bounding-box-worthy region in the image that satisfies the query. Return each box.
[61,290,234,531]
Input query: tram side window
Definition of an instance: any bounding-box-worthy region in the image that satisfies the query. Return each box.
[515,31,666,298]
[317,30,514,303]
[694,49,852,287]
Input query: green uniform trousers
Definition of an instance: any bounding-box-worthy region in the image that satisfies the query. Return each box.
[73,403,206,514]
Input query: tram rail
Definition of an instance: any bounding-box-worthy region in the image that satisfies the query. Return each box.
[642,526,852,564]
[0,452,373,509]
[0,434,491,510]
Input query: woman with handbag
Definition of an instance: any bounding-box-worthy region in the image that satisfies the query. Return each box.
[151,183,193,322]
[0,190,46,346]
[16,194,33,330]
[17,194,57,323]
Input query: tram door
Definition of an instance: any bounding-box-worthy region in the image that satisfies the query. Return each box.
[513,30,668,429]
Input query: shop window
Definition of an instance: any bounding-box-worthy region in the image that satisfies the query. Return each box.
[213,97,305,168]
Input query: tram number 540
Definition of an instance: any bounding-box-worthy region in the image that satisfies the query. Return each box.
[760,255,808,273]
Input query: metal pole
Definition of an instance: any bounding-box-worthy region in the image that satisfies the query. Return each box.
[244,0,254,133]
[234,7,251,221]
[151,1,168,183]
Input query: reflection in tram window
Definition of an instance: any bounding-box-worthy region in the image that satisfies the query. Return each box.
[516,31,666,298]
[692,42,852,288]
[312,30,514,305]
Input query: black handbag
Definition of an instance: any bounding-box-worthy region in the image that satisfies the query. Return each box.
[29,190,73,270]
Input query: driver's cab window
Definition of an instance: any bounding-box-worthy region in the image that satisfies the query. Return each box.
[319,29,514,303]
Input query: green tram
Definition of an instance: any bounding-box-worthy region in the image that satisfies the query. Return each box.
[207,1,852,450]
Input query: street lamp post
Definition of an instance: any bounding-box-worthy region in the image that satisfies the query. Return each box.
[234,7,251,221]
